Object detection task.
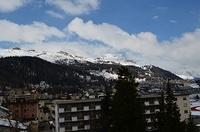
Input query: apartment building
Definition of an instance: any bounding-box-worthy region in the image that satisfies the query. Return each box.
[176,94,191,121]
[141,94,161,131]
[141,93,191,131]
[52,99,102,132]
[51,93,190,132]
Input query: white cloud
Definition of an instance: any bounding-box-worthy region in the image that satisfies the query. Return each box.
[152,15,159,20]
[67,17,200,76]
[0,19,65,43]
[1,17,200,76]
[24,41,112,59]
[46,0,100,15]
[0,0,29,13]
[46,10,65,19]
[169,19,177,24]
[67,17,162,57]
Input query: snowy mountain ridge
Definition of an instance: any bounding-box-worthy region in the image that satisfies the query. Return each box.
[0,48,139,67]
[0,48,194,80]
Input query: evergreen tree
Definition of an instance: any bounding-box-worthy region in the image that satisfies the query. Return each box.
[158,79,184,132]
[100,81,112,132]
[157,90,165,132]
[111,67,145,132]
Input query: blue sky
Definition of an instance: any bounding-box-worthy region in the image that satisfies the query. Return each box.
[0,0,200,76]
[0,0,200,40]
[91,0,200,40]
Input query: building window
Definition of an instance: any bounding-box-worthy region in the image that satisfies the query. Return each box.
[84,125,90,130]
[59,117,65,123]
[95,105,101,110]
[146,118,151,123]
[184,110,188,114]
[155,109,160,112]
[71,107,77,112]
[84,115,90,120]
[84,106,89,111]
[72,126,78,131]
[59,108,64,113]
[144,101,149,106]
[145,110,150,114]
[60,127,65,132]
[183,97,187,100]
[154,100,159,105]
[72,116,78,121]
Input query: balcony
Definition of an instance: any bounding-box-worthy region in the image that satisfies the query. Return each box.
[58,108,101,113]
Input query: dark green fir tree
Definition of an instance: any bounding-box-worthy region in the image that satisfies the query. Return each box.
[156,90,165,132]
[158,79,184,132]
[100,82,112,132]
[111,67,145,132]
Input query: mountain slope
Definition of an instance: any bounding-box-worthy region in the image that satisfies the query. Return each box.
[0,48,182,94]
[0,56,181,90]
[0,56,107,93]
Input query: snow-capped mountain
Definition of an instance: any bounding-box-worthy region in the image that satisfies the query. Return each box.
[0,52,182,91]
[0,48,139,67]
[0,47,86,63]
[0,47,189,81]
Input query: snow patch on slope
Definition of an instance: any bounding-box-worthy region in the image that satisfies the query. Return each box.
[90,70,118,80]
[176,74,194,80]
[95,54,140,67]
[135,78,146,83]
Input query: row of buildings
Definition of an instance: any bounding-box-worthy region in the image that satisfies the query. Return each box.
[51,92,191,132]
[0,81,193,132]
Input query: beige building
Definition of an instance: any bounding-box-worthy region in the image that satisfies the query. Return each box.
[141,93,191,131]
[175,94,191,121]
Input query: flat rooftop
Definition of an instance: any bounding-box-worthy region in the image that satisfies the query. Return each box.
[53,98,102,104]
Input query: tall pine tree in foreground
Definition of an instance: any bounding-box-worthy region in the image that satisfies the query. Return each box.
[111,67,145,132]
[156,90,165,132]
[158,79,184,132]
[100,80,112,132]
